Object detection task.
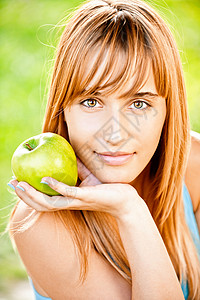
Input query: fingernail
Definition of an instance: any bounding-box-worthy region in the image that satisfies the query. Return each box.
[7,183,16,191]
[16,185,25,192]
[12,175,16,180]
[40,180,49,185]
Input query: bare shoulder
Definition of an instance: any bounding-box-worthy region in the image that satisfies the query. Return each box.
[9,201,80,298]
[10,201,131,299]
[185,130,200,213]
[190,130,200,142]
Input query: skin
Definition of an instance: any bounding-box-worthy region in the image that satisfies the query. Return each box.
[8,54,200,299]
[63,63,166,200]
[8,43,167,209]
[8,139,200,299]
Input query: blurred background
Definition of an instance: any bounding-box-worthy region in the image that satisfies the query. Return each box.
[0,0,200,298]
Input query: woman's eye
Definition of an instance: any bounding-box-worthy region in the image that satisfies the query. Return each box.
[130,100,149,110]
[80,99,100,108]
[80,98,150,110]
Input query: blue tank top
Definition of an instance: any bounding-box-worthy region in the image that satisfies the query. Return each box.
[29,182,200,300]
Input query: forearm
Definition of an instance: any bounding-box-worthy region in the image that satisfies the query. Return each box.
[116,200,184,300]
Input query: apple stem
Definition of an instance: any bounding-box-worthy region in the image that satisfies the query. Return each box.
[25,143,33,151]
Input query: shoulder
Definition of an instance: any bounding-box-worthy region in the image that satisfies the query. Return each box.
[184,130,200,213]
[10,201,131,299]
[9,201,80,298]
[190,130,200,152]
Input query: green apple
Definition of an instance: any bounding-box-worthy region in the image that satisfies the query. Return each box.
[11,132,78,196]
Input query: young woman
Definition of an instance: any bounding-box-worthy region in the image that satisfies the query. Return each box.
[7,0,200,299]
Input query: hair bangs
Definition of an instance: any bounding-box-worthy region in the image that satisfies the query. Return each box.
[14,1,200,298]
[65,9,155,106]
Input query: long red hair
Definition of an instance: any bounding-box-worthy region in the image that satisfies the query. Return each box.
[9,0,200,298]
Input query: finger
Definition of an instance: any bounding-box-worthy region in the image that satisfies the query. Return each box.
[14,180,92,211]
[13,182,53,210]
[13,181,70,211]
[41,177,81,199]
[7,180,19,196]
[14,186,47,211]
[8,179,19,187]
[18,195,46,212]
[9,179,97,212]
[40,176,101,203]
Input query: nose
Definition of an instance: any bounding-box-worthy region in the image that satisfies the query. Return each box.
[102,115,129,146]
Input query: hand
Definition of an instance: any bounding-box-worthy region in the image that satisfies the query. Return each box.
[8,157,142,219]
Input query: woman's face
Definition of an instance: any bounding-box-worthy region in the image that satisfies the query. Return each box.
[64,59,166,187]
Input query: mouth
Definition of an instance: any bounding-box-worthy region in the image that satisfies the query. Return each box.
[95,151,135,166]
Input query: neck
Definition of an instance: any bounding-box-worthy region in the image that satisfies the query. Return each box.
[130,162,153,212]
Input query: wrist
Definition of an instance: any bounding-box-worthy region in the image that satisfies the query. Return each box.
[116,195,150,226]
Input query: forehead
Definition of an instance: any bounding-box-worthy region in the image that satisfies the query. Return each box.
[83,46,124,90]
[81,46,157,97]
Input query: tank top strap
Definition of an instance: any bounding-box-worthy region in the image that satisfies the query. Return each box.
[28,277,52,300]
[182,181,200,257]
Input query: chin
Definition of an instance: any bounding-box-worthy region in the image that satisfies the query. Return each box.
[92,168,137,184]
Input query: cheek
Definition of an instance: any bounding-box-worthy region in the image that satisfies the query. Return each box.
[135,106,166,153]
[65,109,100,150]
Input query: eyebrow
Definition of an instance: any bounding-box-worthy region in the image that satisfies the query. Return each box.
[83,90,159,99]
[133,92,159,98]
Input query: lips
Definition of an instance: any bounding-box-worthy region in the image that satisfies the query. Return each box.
[97,151,133,156]
[95,151,135,166]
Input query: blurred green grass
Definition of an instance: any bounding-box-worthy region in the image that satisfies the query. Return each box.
[0,0,200,291]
